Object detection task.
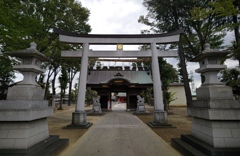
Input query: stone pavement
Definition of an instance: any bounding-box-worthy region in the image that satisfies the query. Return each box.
[60,110,181,156]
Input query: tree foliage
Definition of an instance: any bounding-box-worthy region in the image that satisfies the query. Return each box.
[209,0,240,65]
[0,0,91,99]
[220,67,240,97]
[139,0,228,107]
[159,58,178,111]
[0,55,15,99]
[140,0,225,57]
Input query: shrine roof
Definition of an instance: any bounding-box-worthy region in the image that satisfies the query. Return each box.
[87,70,153,85]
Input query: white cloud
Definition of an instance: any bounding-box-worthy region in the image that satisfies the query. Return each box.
[80,0,149,34]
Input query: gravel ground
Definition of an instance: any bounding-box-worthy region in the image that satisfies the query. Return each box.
[136,106,193,144]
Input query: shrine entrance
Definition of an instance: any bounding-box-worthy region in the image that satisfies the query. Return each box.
[87,68,153,111]
[54,28,183,127]
[111,92,127,111]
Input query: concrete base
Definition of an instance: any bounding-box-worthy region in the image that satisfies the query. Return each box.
[7,85,44,100]
[147,122,176,128]
[153,110,168,124]
[196,85,233,101]
[0,118,49,149]
[64,122,92,129]
[136,104,146,113]
[64,111,92,129]
[188,107,240,120]
[72,111,87,125]
[191,118,240,148]
[0,100,53,121]
[147,111,175,128]
[0,135,69,156]
[172,135,240,156]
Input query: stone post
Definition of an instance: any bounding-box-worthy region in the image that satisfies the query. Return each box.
[68,43,92,128]
[0,43,68,154]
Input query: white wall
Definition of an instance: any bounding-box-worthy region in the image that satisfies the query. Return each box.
[169,83,186,106]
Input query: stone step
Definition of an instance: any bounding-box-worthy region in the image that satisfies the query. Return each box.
[0,135,69,156]
[40,137,69,156]
[171,138,206,156]
[172,135,240,156]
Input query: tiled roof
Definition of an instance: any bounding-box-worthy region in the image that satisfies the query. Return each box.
[87,70,153,84]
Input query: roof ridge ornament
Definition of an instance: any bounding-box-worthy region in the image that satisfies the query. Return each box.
[114,72,124,77]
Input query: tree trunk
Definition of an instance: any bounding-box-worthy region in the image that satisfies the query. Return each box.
[233,15,240,44]
[171,4,193,107]
[51,69,58,96]
[44,71,51,100]
[163,90,168,112]
[58,91,63,110]
[68,79,72,106]
[178,41,193,107]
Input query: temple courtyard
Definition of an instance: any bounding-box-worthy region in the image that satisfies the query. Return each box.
[48,103,191,155]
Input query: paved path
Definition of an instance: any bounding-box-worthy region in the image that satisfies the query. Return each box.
[60,110,181,156]
[112,102,126,111]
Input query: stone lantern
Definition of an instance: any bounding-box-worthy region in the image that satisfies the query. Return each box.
[172,43,240,155]
[192,43,233,100]
[0,43,68,155]
[7,42,49,100]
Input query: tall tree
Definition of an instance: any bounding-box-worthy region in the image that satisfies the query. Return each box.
[208,0,240,65]
[139,0,226,107]
[0,0,91,99]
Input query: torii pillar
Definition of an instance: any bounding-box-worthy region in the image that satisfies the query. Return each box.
[150,43,167,122]
[67,43,92,128]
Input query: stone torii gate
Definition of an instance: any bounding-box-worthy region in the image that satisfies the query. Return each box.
[54,29,183,128]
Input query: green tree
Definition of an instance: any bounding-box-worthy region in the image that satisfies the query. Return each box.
[139,0,226,107]
[0,0,91,99]
[209,0,240,65]
[0,54,15,100]
[220,67,240,98]
[58,66,68,110]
